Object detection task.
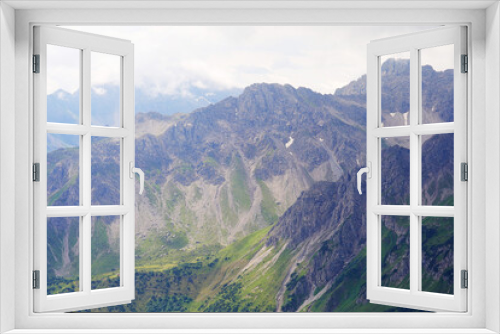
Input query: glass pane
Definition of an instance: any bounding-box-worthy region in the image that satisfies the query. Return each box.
[47,134,80,206]
[421,217,454,294]
[47,217,80,295]
[91,52,121,127]
[381,215,410,290]
[91,216,121,290]
[380,52,410,127]
[47,44,80,124]
[91,137,121,206]
[381,137,410,205]
[421,44,454,124]
[422,133,454,206]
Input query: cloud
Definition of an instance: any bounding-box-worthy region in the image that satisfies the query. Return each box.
[57,25,438,96]
[421,44,455,71]
[47,44,80,95]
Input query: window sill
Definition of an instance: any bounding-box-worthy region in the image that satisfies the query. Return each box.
[3,330,498,334]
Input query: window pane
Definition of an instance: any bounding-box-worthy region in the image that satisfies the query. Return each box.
[381,137,410,205]
[421,217,454,295]
[47,44,80,124]
[421,134,454,206]
[47,134,80,206]
[91,216,121,290]
[421,45,454,124]
[91,137,121,206]
[47,217,80,295]
[381,215,410,290]
[380,52,410,127]
[91,52,121,127]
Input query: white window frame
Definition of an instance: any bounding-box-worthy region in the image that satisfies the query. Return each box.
[1,2,498,333]
[365,26,468,312]
[33,26,136,313]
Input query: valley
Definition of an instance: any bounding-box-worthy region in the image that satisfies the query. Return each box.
[46,59,455,312]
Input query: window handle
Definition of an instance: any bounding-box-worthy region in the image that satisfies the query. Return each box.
[129,161,145,195]
[357,162,371,195]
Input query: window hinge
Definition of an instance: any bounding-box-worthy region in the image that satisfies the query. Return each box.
[461,54,468,73]
[33,54,40,73]
[461,270,468,289]
[33,270,40,289]
[461,162,468,181]
[33,163,40,182]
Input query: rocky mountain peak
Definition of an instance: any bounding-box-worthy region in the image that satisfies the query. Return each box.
[241,83,297,96]
[334,58,410,97]
[381,58,410,76]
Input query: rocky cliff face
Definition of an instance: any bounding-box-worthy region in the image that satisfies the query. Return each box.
[131,82,367,252]
[265,133,454,312]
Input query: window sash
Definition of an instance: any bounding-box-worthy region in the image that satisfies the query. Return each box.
[366,26,468,312]
[33,25,136,313]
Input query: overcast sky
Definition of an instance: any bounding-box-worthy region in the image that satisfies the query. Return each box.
[51,25,445,96]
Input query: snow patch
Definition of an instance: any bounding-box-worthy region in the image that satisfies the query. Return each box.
[285,136,294,148]
[56,91,68,100]
[390,112,396,117]
[319,138,324,142]
[93,87,107,95]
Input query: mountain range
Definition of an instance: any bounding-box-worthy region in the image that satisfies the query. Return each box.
[47,86,242,151]
[46,59,455,312]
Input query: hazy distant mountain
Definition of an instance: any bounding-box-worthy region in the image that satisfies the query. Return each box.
[47,85,242,151]
[47,60,454,312]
